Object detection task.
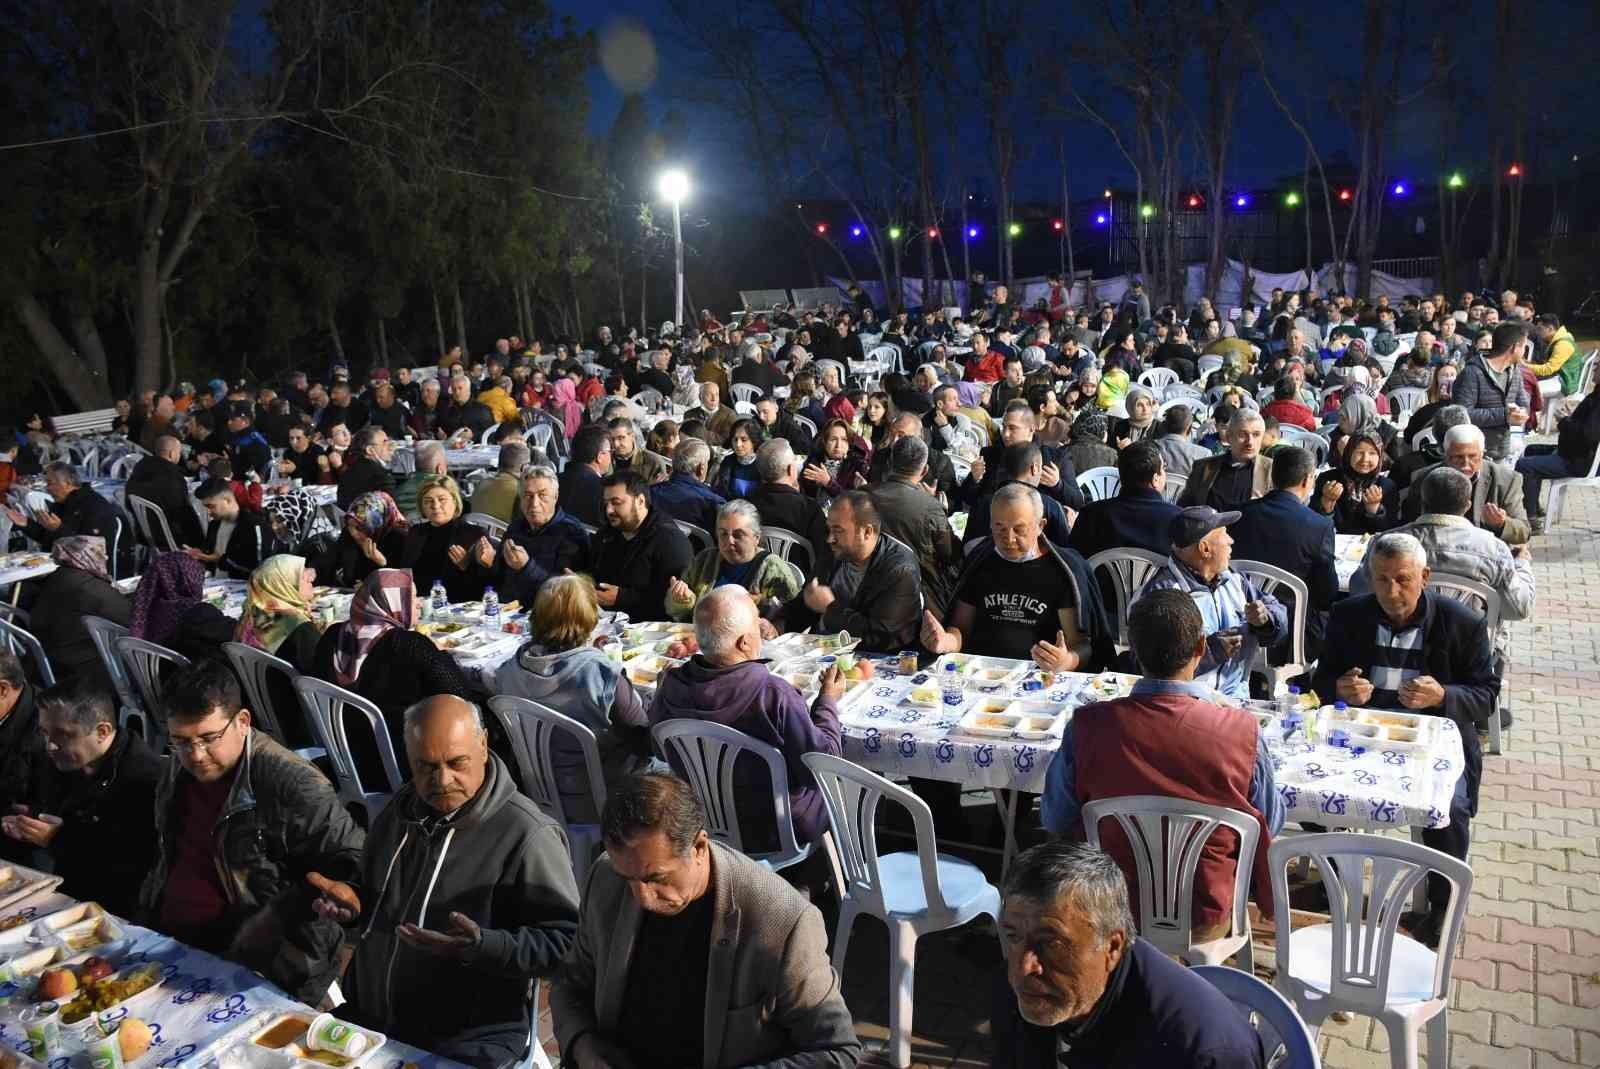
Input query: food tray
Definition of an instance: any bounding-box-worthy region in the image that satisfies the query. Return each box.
[895,672,961,709]
[35,902,107,933]
[50,914,128,956]
[932,654,1027,690]
[0,864,63,916]
[54,961,165,1030]
[770,631,860,657]
[236,1010,387,1069]
[623,622,694,645]
[1081,672,1140,700]
[958,700,1067,740]
[1356,709,1443,744]
[624,653,684,688]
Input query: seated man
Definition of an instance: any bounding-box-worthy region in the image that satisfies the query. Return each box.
[607,417,669,485]
[468,440,531,524]
[492,465,591,604]
[336,425,397,510]
[1312,532,1497,947]
[1402,424,1531,544]
[193,477,271,579]
[126,433,205,547]
[992,841,1266,1069]
[308,696,580,1068]
[0,650,45,865]
[1066,440,1181,560]
[779,491,922,654]
[685,381,739,446]
[558,424,612,528]
[960,402,1085,512]
[1178,409,1273,509]
[1041,591,1282,938]
[747,439,832,577]
[869,437,960,616]
[551,773,861,1069]
[3,461,130,574]
[1,682,160,917]
[865,411,959,505]
[651,587,845,847]
[650,437,726,533]
[1229,445,1339,658]
[924,484,1101,670]
[277,423,329,486]
[1519,377,1600,534]
[591,470,693,621]
[138,661,364,1002]
[966,443,1072,549]
[1134,507,1287,701]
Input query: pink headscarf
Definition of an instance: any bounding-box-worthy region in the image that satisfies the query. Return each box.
[333,568,415,686]
[547,378,583,439]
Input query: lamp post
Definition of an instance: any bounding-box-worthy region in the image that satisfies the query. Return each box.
[657,168,691,331]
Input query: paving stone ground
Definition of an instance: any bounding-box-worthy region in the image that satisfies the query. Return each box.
[534,467,1600,1069]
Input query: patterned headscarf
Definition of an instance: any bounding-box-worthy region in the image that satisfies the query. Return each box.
[236,554,313,655]
[51,536,110,582]
[1072,410,1109,444]
[344,491,408,540]
[263,490,335,546]
[130,552,206,646]
[414,474,464,522]
[333,568,415,685]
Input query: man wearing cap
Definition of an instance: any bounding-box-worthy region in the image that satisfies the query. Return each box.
[223,402,274,482]
[1132,507,1287,700]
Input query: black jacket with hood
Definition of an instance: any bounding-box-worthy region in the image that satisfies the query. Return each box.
[340,752,580,1067]
[951,536,1117,673]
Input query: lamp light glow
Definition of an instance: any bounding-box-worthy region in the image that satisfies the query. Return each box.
[1447,172,1464,189]
[1234,194,1249,208]
[926,227,939,239]
[1507,163,1522,177]
[1103,188,1113,199]
[1338,188,1352,201]
[1094,213,1108,226]
[1007,222,1022,237]
[966,225,980,239]
[814,223,828,235]
[888,226,902,240]
[1391,181,1408,196]
[1187,195,1201,208]
[1139,204,1154,219]
[849,224,864,238]
[1052,218,1064,232]
[657,169,691,203]
[1284,191,1300,206]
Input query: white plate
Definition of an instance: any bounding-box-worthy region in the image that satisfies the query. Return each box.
[0,864,64,916]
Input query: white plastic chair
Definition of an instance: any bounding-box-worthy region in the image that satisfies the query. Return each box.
[803,752,1000,1069]
[515,979,554,1069]
[1076,465,1121,503]
[1268,833,1471,1069]
[293,677,407,826]
[1160,472,1187,503]
[1081,796,1259,969]
[115,636,190,748]
[478,423,499,445]
[1278,427,1331,467]
[730,383,764,407]
[107,454,139,480]
[792,413,818,438]
[1157,396,1210,423]
[1138,367,1179,392]
[1545,430,1600,529]
[760,526,816,573]
[222,642,325,761]
[127,494,181,553]
[673,518,712,557]
[487,696,608,889]
[1086,548,1166,649]
[1197,354,1225,378]
[1426,572,1507,755]
[0,616,56,688]
[1191,965,1321,1068]
[1385,387,1428,426]
[464,512,510,538]
[1162,381,1204,402]
[83,616,143,736]
[1233,560,1309,697]
[652,719,817,872]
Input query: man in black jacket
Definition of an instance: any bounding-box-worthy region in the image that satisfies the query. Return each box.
[754,396,816,457]
[1310,531,1496,947]
[194,478,270,579]
[336,426,398,510]
[747,439,832,579]
[960,403,1084,512]
[2,682,160,917]
[1518,380,1600,532]
[866,411,959,507]
[0,651,44,865]
[223,403,275,482]
[126,434,206,547]
[1067,441,1181,561]
[317,380,370,436]
[590,470,693,621]
[731,340,792,394]
[1230,446,1340,659]
[778,491,922,654]
[365,381,411,438]
[558,425,611,528]
[4,462,131,575]
[870,437,959,617]
[438,375,497,442]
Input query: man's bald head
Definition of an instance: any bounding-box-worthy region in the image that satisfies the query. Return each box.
[694,586,762,665]
[403,695,489,814]
[156,434,182,463]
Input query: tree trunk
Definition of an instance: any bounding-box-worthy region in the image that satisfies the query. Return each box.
[133,242,164,397]
[431,284,447,359]
[377,318,390,368]
[325,303,345,364]
[11,294,113,409]
[452,282,467,357]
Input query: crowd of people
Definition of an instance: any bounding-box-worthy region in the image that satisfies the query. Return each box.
[1,279,1596,1067]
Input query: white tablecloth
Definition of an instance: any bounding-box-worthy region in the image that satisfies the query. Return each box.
[388,445,501,474]
[1335,532,1369,590]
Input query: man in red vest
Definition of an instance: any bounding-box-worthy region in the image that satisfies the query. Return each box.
[1042,588,1283,940]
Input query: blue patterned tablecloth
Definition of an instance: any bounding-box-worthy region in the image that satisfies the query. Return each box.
[836,659,1465,830]
[0,915,463,1069]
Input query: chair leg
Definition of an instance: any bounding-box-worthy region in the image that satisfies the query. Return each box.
[1425,1008,1449,1069]
[1379,1012,1423,1069]
[1488,701,1504,755]
[886,921,919,1069]
[829,903,859,976]
[1231,931,1254,975]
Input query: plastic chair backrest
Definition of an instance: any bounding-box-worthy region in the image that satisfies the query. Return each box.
[1427,572,1502,643]
[1267,832,1471,1010]
[487,696,607,828]
[1190,965,1321,1069]
[127,494,181,553]
[652,719,806,866]
[1086,548,1166,647]
[221,642,320,756]
[1076,466,1121,503]
[108,454,139,480]
[674,519,712,557]
[292,677,406,818]
[1386,386,1428,416]
[464,512,510,538]
[114,636,190,744]
[1081,796,1260,957]
[1139,367,1179,391]
[760,526,815,570]
[1160,473,1186,503]
[1278,428,1331,466]
[730,383,763,406]
[1156,396,1210,423]
[1233,559,1309,667]
[792,414,818,438]
[82,616,138,711]
[803,751,951,917]
[1197,354,1225,376]
[1163,381,1203,401]
[0,617,56,688]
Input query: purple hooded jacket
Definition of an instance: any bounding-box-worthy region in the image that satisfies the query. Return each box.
[648,656,843,846]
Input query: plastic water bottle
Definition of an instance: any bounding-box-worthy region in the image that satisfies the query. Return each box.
[431,579,448,614]
[1277,684,1301,717]
[940,662,965,707]
[483,586,500,627]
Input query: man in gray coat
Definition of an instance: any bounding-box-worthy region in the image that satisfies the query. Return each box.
[1400,424,1531,545]
[870,436,959,616]
[1451,322,1530,460]
[552,772,860,1069]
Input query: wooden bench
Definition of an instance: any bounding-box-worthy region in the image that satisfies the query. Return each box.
[50,409,119,436]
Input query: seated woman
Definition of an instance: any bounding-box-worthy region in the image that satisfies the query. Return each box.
[1110,384,1159,446]
[711,418,763,499]
[1312,431,1399,535]
[27,536,130,693]
[262,488,338,561]
[861,390,898,452]
[130,551,236,664]
[1328,390,1398,460]
[398,475,490,602]
[493,574,655,823]
[646,419,680,459]
[236,554,322,672]
[310,569,470,765]
[664,500,804,623]
[800,418,872,502]
[313,491,409,589]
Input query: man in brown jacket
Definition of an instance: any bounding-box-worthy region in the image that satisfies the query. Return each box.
[551,773,860,1069]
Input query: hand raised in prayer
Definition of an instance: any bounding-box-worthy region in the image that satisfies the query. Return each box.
[1482,502,1508,530]
[1,807,61,848]
[2,507,28,527]
[802,462,831,486]
[969,456,987,483]
[1336,667,1375,706]
[920,609,958,655]
[397,911,481,961]
[758,617,779,640]
[1398,675,1445,709]
[1245,600,1271,628]
[817,664,848,702]
[1507,404,1528,427]
[1031,630,1080,672]
[447,543,470,569]
[1320,479,1345,507]
[317,454,331,471]
[502,540,529,571]
[595,582,619,608]
[1360,484,1384,514]
[306,872,362,924]
[473,537,496,569]
[328,451,343,469]
[351,530,386,565]
[666,576,694,605]
[35,510,61,530]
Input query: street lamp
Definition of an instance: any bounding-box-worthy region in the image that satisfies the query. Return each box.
[657,168,691,331]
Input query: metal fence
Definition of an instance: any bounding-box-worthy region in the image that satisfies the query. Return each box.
[1372,257,1441,280]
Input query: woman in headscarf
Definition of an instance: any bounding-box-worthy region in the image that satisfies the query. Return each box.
[1068,410,1118,474]
[26,536,131,693]
[1329,389,1398,459]
[236,554,321,671]
[398,474,490,603]
[317,490,409,589]
[1312,430,1399,534]
[128,550,236,664]
[1111,384,1159,446]
[544,376,584,440]
[262,489,337,559]
[801,417,872,503]
[309,568,469,763]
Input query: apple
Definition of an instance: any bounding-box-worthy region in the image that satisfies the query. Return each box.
[118,1018,154,1061]
[80,956,114,983]
[37,967,78,1000]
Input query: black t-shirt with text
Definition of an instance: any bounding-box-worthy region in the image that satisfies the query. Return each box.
[953,553,1076,659]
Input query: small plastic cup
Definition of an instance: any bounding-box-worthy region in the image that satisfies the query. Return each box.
[305,1013,369,1059]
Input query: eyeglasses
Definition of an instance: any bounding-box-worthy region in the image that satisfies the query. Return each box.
[169,711,240,755]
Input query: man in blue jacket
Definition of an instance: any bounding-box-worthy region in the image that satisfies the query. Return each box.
[1066,441,1180,561]
[649,437,726,533]
[493,465,591,604]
